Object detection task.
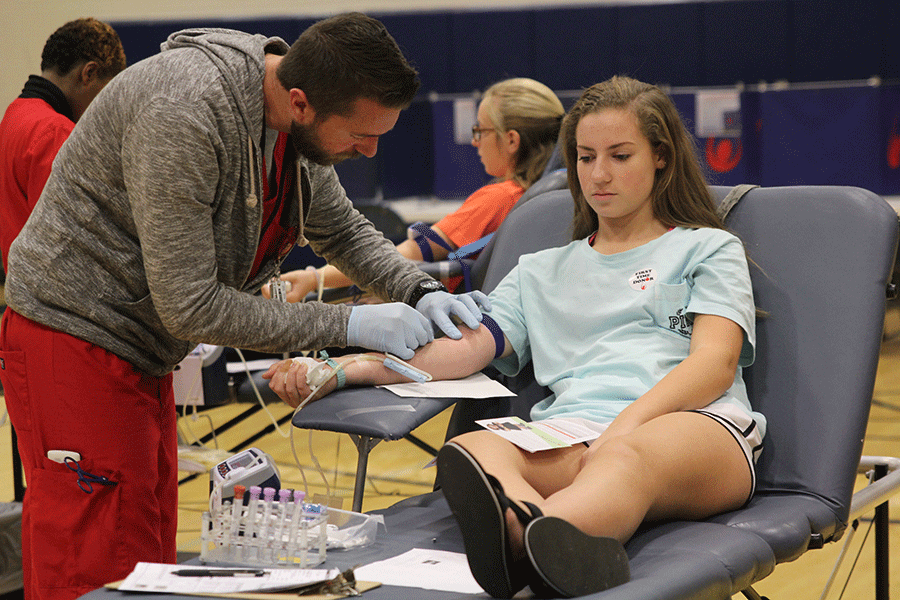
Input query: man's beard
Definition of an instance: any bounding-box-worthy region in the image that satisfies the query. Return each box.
[290,120,360,166]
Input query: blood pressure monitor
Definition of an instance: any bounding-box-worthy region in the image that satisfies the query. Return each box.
[209,447,280,502]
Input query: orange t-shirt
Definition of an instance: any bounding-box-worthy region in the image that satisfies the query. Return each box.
[434,179,524,249]
[432,179,524,291]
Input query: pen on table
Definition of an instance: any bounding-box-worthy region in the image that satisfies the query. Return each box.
[171,568,266,577]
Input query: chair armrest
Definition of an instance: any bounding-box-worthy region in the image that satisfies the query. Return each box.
[849,455,900,522]
[290,387,457,441]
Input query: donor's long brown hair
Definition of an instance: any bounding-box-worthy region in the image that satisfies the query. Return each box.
[561,76,724,240]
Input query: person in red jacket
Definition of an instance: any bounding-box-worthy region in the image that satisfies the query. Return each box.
[0,18,126,272]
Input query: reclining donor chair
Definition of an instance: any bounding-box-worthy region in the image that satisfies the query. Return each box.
[289,183,900,599]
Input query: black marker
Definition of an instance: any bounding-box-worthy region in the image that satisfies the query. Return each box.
[172,569,266,577]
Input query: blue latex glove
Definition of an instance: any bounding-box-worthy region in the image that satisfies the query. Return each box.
[347,303,433,360]
[416,290,492,340]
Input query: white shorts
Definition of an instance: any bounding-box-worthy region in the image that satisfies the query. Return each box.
[692,403,763,501]
[573,403,763,501]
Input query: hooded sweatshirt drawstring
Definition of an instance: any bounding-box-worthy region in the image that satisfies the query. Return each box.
[247,134,259,209]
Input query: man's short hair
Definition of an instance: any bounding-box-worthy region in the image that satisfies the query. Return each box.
[41,18,126,80]
[276,12,420,119]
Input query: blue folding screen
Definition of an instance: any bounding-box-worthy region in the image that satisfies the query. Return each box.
[108,0,899,202]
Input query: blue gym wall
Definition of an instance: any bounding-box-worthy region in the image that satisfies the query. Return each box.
[110,0,900,199]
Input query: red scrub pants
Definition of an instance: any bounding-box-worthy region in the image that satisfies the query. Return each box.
[0,309,178,600]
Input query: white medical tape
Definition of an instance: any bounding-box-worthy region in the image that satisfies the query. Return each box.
[336,405,417,419]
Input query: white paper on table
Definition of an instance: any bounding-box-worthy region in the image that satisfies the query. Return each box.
[354,548,484,594]
[117,562,339,594]
[378,372,514,398]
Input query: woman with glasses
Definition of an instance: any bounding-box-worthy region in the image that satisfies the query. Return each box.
[266,77,565,299]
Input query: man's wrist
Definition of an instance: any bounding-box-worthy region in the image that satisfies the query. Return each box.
[407,279,448,307]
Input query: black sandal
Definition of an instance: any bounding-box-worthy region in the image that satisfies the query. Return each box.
[436,442,537,598]
[502,489,543,528]
[524,516,631,598]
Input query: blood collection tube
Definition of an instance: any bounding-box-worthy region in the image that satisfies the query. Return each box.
[230,485,245,560]
[258,487,276,561]
[274,488,292,562]
[245,486,262,560]
[285,490,305,561]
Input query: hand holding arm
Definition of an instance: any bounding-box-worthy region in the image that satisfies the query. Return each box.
[263,322,511,408]
[416,290,492,339]
[346,303,434,359]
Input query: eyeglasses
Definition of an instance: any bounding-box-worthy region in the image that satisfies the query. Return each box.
[471,125,496,142]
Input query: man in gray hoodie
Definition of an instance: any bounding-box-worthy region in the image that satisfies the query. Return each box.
[0,13,487,599]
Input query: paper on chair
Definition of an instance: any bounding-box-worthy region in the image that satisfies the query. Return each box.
[378,372,514,398]
[354,548,484,594]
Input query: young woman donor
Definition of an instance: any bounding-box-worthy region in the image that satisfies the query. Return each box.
[263,76,765,598]
[264,77,565,299]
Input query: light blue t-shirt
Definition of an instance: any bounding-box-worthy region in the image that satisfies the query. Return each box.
[488,226,766,440]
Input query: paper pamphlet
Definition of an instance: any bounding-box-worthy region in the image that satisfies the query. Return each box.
[477,416,601,452]
[117,563,339,595]
[378,372,515,398]
[354,548,484,594]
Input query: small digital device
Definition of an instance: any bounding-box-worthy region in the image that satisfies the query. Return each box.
[210,447,280,503]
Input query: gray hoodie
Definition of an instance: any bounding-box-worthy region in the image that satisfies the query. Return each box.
[5,29,431,376]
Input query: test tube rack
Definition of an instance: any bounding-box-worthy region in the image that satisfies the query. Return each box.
[200,486,327,567]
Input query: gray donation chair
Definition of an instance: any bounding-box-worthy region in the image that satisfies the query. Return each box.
[291,184,900,599]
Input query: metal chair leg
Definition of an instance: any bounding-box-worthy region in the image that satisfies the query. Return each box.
[349,435,380,513]
[741,587,769,600]
[874,463,890,600]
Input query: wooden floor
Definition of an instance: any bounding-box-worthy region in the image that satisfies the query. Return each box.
[0,308,898,598]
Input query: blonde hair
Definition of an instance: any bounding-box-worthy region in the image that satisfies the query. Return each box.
[561,76,724,240]
[481,78,565,189]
